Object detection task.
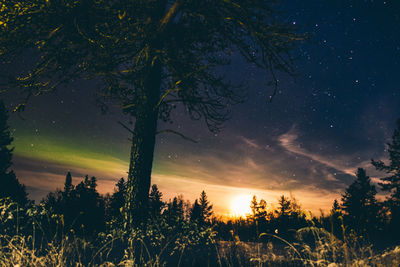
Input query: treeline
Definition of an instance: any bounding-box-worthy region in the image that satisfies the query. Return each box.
[38,172,214,238]
[218,118,400,248]
[0,171,217,265]
[1,98,400,264]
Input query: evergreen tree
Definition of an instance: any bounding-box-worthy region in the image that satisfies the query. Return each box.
[43,173,105,237]
[277,195,292,217]
[198,191,213,224]
[149,184,164,218]
[63,171,74,199]
[250,195,268,221]
[273,195,306,238]
[0,1,301,227]
[328,199,344,239]
[372,119,400,231]
[106,178,127,226]
[190,199,202,222]
[165,196,186,223]
[332,199,341,212]
[341,168,378,235]
[0,101,28,206]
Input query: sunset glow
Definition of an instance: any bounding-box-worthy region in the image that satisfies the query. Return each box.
[230,195,253,217]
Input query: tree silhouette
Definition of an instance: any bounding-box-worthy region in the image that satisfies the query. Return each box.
[105,178,127,228]
[0,1,301,226]
[328,199,344,239]
[165,196,185,223]
[63,171,74,198]
[190,191,213,224]
[43,173,105,237]
[277,195,292,217]
[272,195,306,238]
[0,101,28,206]
[341,168,378,236]
[372,119,400,238]
[190,199,202,222]
[250,195,267,221]
[149,184,164,218]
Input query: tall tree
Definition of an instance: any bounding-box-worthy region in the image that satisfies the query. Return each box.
[63,171,73,198]
[277,195,291,217]
[106,178,127,227]
[149,184,164,217]
[372,119,400,235]
[43,173,105,236]
[0,101,28,206]
[0,0,300,226]
[250,195,267,221]
[196,190,213,224]
[341,168,378,235]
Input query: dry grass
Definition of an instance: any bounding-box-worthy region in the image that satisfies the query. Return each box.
[215,227,400,267]
[0,229,399,266]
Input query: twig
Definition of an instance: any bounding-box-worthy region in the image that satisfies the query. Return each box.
[156,129,197,143]
[118,121,134,134]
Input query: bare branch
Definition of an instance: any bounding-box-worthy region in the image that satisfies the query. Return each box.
[156,129,197,143]
[118,121,134,135]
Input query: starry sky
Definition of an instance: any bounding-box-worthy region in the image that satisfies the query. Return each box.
[4,0,400,216]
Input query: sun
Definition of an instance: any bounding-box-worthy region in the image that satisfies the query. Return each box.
[230,195,252,217]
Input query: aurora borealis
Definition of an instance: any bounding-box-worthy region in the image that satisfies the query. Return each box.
[4,1,400,216]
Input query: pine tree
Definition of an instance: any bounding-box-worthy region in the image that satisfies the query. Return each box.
[63,171,73,198]
[149,184,164,218]
[341,168,378,235]
[165,196,185,222]
[372,119,400,222]
[107,178,127,226]
[198,191,213,224]
[0,101,28,206]
[329,199,344,239]
[0,1,301,227]
[190,199,202,222]
[43,174,105,236]
[277,195,292,217]
[250,195,267,221]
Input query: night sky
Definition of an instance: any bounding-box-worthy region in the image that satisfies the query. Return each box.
[5,0,400,216]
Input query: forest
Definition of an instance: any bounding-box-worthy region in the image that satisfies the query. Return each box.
[1,0,400,266]
[1,101,400,266]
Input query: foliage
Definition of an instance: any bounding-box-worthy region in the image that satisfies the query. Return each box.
[190,190,213,225]
[341,168,379,238]
[0,0,302,227]
[372,118,400,241]
[0,101,28,206]
[0,0,300,125]
[42,173,105,237]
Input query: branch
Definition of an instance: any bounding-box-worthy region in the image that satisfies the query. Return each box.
[156,129,197,143]
[118,121,134,134]
[159,0,183,32]
[267,57,278,103]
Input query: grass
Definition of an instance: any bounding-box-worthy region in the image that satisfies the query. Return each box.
[1,228,400,267]
[1,198,400,266]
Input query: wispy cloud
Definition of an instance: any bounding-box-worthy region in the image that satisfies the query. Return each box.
[240,136,261,149]
[13,126,366,214]
[278,126,357,177]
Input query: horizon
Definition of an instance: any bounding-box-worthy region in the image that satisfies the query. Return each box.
[5,0,400,218]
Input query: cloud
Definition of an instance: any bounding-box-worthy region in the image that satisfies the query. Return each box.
[278,126,357,177]
[13,126,365,214]
[240,136,261,149]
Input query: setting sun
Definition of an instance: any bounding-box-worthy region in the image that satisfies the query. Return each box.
[230,195,253,217]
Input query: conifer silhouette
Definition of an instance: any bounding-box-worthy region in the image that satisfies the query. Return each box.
[0,101,28,206]
[149,184,164,218]
[341,168,378,236]
[372,119,400,239]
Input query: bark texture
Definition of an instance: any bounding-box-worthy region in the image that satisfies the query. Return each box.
[124,60,162,228]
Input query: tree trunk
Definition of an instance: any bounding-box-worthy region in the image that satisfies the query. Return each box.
[124,60,162,229]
